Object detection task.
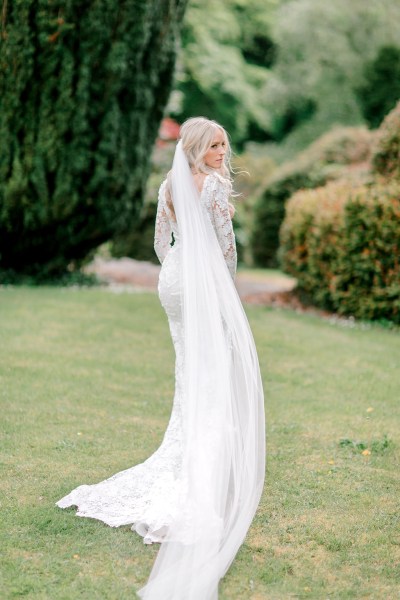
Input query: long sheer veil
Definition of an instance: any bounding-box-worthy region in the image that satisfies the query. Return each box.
[138,141,265,599]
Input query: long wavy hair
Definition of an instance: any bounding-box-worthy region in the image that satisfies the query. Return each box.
[165,117,233,219]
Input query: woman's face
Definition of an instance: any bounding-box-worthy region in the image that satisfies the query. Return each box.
[204,129,226,169]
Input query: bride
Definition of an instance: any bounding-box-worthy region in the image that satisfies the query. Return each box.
[57,117,265,599]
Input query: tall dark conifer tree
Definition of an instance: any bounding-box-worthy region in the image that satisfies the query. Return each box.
[0,0,187,277]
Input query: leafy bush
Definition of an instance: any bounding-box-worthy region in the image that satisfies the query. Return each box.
[372,100,400,180]
[279,181,400,322]
[252,126,374,266]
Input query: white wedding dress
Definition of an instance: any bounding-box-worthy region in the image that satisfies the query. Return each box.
[56,173,238,543]
[57,157,265,599]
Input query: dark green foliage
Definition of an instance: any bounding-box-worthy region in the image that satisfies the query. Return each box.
[0,267,98,287]
[251,127,373,266]
[358,46,400,129]
[0,0,187,278]
[112,202,158,263]
[251,162,325,268]
[112,142,175,263]
[372,100,400,180]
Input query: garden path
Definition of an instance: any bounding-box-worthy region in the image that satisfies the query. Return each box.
[87,257,297,306]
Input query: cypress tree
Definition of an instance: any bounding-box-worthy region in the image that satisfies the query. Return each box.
[0,0,187,278]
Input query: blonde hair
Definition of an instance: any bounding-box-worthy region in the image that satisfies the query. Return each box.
[166,117,233,219]
[180,117,232,178]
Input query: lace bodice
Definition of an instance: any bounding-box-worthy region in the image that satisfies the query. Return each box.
[154,173,237,279]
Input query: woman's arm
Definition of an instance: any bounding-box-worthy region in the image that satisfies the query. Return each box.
[211,179,237,279]
[154,183,172,264]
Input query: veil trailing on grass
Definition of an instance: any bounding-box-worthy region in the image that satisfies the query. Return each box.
[138,141,265,599]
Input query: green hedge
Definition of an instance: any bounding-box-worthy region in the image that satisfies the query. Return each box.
[251,126,374,266]
[372,100,400,180]
[0,0,187,280]
[279,181,400,322]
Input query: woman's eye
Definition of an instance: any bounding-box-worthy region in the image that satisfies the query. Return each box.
[211,144,217,148]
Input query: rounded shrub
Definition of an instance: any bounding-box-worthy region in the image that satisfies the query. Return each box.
[280,181,400,322]
[372,100,400,180]
[252,126,374,266]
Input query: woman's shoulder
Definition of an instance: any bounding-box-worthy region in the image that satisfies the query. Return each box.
[158,175,170,200]
[195,172,228,196]
[204,172,232,196]
[192,172,208,194]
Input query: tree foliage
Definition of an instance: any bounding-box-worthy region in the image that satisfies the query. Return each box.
[171,0,278,145]
[263,0,400,151]
[0,0,187,278]
[358,46,400,129]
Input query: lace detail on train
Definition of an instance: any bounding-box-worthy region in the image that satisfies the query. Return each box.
[56,173,237,545]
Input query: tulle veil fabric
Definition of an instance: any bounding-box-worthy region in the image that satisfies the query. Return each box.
[138,141,265,599]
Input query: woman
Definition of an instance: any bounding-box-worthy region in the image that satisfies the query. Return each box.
[57,117,265,599]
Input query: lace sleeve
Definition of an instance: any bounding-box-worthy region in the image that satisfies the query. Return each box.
[154,182,172,264]
[210,177,237,279]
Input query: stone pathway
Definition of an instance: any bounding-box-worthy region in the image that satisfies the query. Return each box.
[87,258,369,325]
[88,257,364,327]
[87,257,297,305]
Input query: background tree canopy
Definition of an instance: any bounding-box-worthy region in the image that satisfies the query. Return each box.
[0,0,187,279]
[261,0,400,152]
[170,0,278,145]
[172,0,400,151]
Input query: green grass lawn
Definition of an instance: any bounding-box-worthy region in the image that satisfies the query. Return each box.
[1,287,399,599]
